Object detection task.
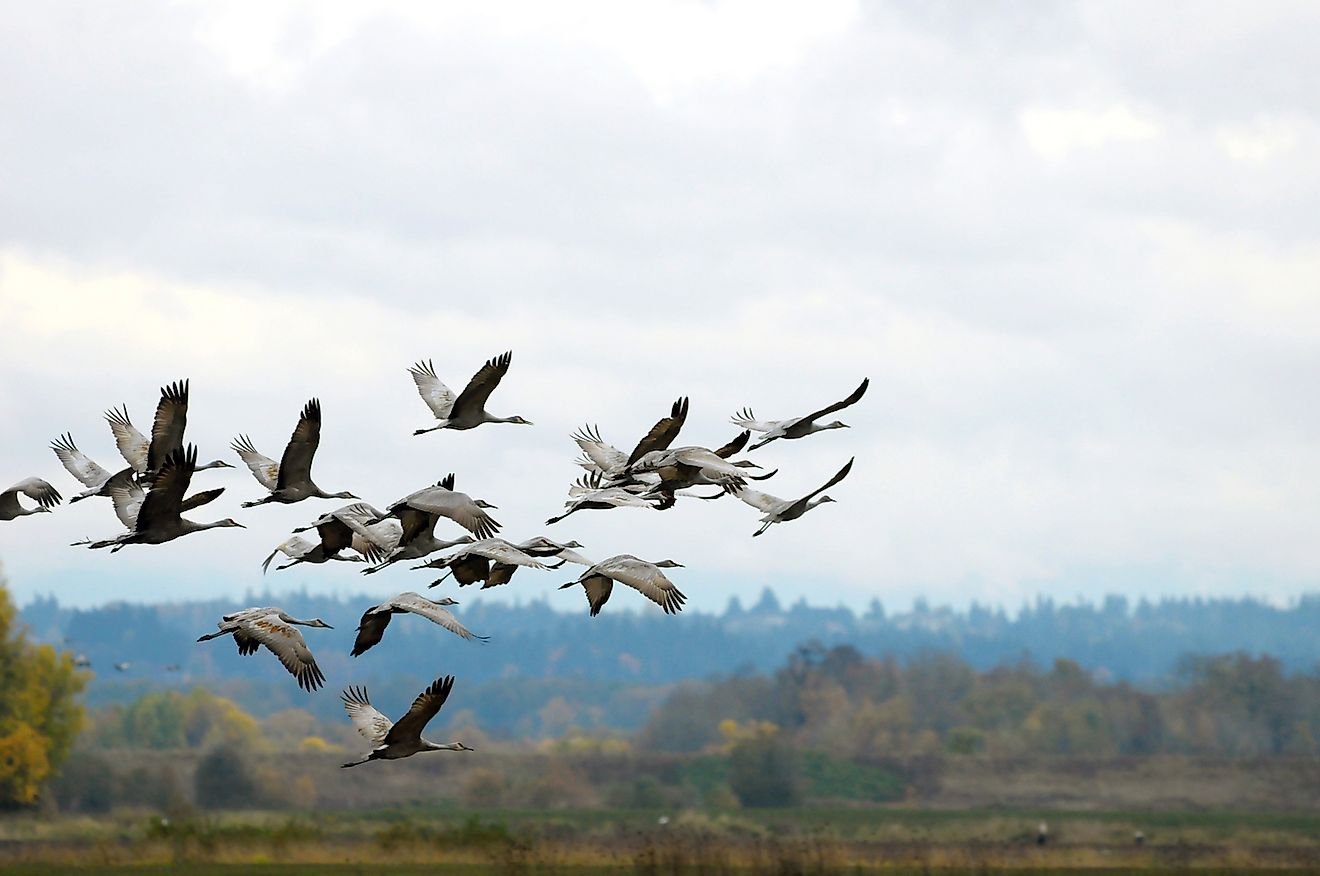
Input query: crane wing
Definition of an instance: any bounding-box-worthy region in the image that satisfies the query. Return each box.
[277,398,321,490]
[406,489,500,539]
[231,435,280,490]
[409,359,456,419]
[628,396,689,465]
[575,574,613,616]
[350,606,392,656]
[105,406,151,473]
[728,407,777,433]
[469,539,547,569]
[731,486,786,514]
[784,457,854,516]
[572,424,627,473]
[800,377,870,424]
[135,445,195,531]
[385,675,455,744]
[713,430,751,459]
[106,469,145,529]
[1,478,62,516]
[262,536,314,572]
[50,434,111,488]
[451,351,512,419]
[316,516,354,554]
[241,612,326,692]
[341,685,393,743]
[604,557,686,615]
[392,592,489,641]
[147,380,189,474]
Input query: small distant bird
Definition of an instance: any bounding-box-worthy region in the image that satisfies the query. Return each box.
[559,554,686,616]
[0,478,62,521]
[340,676,474,767]
[729,457,853,536]
[105,380,234,478]
[410,351,533,434]
[73,654,92,669]
[351,592,488,657]
[196,607,332,691]
[233,399,358,508]
[84,447,243,550]
[164,664,182,672]
[114,662,131,672]
[731,377,869,450]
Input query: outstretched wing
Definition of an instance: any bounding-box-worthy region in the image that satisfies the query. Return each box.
[468,539,547,570]
[350,606,392,656]
[450,351,511,419]
[800,377,869,425]
[341,685,394,743]
[50,434,111,488]
[785,457,854,515]
[147,380,189,474]
[713,430,751,459]
[393,592,489,641]
[106,469,145,529]
[277,398,321,490]
[135,445,196,531]
[231,435,280,490]
[242,612,326,692]
[731,486,786,514]
[628,397,688,465]
[409,359,456,419]
[1,478,63,515]
[385,675,456,743]
[105,406,151,473]
[573,574,613,617]
[406,489,500,540]
[572,424,627,474]
[728,406,776,433]
[602,556,686,615]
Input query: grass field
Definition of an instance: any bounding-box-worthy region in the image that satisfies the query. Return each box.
[3,806,1320,873]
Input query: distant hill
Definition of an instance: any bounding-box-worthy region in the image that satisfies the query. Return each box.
[20,588,1320,732]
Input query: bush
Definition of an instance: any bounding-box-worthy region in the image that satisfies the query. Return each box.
[194,745,259,809]
[727,734,799,808]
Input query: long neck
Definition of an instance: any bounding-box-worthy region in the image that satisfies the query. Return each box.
[424,741,466,751]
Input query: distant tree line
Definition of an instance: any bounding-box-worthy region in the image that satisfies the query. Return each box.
[640,643,1320,762]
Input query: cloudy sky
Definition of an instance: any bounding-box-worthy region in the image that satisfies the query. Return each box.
[2,1,1317,613]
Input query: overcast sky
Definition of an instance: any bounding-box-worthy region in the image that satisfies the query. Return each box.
[2,1,1318,614]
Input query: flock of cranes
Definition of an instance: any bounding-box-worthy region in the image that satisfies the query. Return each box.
[4,352,865,767]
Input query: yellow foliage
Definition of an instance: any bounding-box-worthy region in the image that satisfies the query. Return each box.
[298,735,341,753]
[0,722,51,804]
[0,573,86,806]
[717,718,779,751]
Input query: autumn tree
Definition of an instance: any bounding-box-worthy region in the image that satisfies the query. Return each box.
[0,567,87,806]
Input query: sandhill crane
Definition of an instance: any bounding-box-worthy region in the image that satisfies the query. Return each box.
[570,397,689,482]
[361,475,498,572]
[731,457,854,536]
[72,467,226,546]
[412,538,549,589]
[105,380,233,478]
[340,676,473,767]
[1,478,62,521]
[515,537,591,566]
[410,352,533,435]
[627,443,769,496]
[73,654,92,669]
[351,592,488,657]
[85,446,244,550]
[546,471,671,525]
[731,377,869,450]
[196,607,332,691]
[114,662,131,672]
[559,554,686,616]
[262,535,363,574]
[233,399,358,508]
[50,433,129,503]
[266,504,402,572]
